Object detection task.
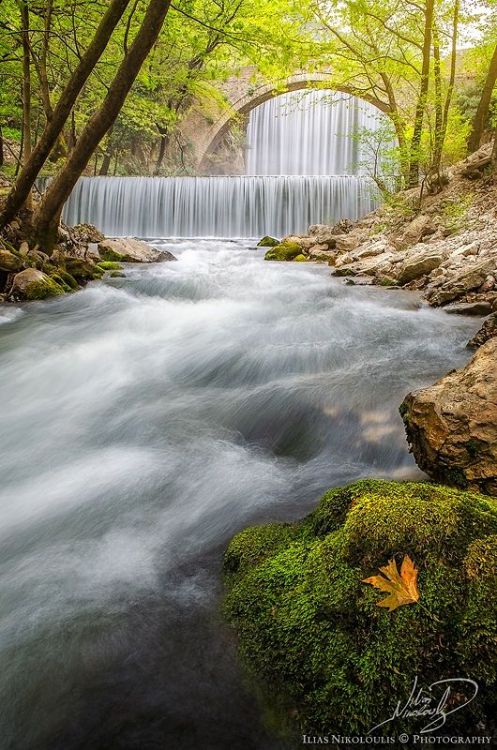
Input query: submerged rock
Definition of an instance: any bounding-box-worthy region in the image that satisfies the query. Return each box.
[401,338,497,495]
[11,268,65,301]
[224,479,497,735]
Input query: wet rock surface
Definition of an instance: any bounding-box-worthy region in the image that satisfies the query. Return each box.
[401,338,497,495]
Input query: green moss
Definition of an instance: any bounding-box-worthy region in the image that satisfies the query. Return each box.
[264,242,302,262]
[257,236,280,248]
[97,261,123,271]
[110,271,126,278]
[224,480,497,735]
[56,270,79,290]
[50,274,72,293]
[293,254,307,262]
[25,276,65,300]
[64,257,103,282]
[99,247,124,262]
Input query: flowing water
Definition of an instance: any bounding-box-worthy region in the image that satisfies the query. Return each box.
[0,241,479,750]
[245,90,386,176]
[62,175,379,238]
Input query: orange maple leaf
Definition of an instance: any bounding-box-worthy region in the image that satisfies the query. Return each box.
[362,555,420,611]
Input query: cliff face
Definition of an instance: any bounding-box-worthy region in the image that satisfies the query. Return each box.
[401,338,497,496]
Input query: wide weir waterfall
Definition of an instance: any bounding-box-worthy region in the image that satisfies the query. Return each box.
[62,90,387,237]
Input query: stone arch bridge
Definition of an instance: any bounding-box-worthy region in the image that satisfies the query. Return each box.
[180,70,392,174]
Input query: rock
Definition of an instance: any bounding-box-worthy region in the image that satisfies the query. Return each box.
[64,257,102,282]
[294,254,307,262]
[97,261,123,271]
[309,220,351,237]
[264,242,302,261]
[401,338,497,495]
[334,235,360,253]
[467,313,497,348]
[481,275,496,292]
[26,249,50,270]
[444,301,493,316]
[428,258,496,306]
[307,244,336,262]
[11,269,65,301]
[257,235,280,248]
[72,223,105,243]
[224,479,497,735]
[392,214,436,250]
[0,248,22,272]
[98,237,176,263]
[397,250,444,285]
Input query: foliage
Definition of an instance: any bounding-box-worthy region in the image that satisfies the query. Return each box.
[224,479,497,736]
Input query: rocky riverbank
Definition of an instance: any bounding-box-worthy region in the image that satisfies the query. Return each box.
[262,144,497,323]
[0,220,176,303]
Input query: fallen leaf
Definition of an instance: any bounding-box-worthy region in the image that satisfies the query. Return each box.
[363,555,420,611]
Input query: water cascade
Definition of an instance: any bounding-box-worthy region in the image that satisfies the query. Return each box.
[245,89,382,176]
[63,174,378,238]
[62,90,388,237]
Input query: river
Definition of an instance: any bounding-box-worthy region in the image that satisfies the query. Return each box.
[0,240,479,749]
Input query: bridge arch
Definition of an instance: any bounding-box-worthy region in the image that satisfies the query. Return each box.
[197,72,392,172]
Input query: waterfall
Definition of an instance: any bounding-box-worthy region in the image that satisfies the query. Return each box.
[245,90,383,176]
[62,175,378,238]
[61,89,388,238]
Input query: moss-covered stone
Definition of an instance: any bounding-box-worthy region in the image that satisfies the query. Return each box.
[97,261,123,271]
[99,247,125,263]
[294,254,307,262]
[264,242,302,262]
[12,269,66,300]
[257,236,280,248]
[56,270,79,290]
[224,479,497,736]
[64,257,103,282]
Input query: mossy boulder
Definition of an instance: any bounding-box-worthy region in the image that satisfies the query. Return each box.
[64,257,103,282]
[0,248,23,272]
[97,261,123,271]
[224,479,497,737]
[11,269,65,300]
[257,235,280,248]
[264,242,302,262]
[99,245,125,263]
[294,254,307,262]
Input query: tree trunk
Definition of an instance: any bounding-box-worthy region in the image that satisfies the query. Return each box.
[154,123,169,175]
[0,0,132,229]
[99,127,114,175]
[408,0,435,188]
[468,42,497,153]
[32,0,172,249]
[18,0,32,208]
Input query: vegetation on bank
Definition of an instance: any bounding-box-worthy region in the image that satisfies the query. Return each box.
[224,479,497,738]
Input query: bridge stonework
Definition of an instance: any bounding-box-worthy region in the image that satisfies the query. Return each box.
[179,69,391,174]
